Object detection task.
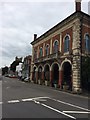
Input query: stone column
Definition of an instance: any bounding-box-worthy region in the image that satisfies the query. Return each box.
[43,43,45,56]
[50,39,52,54]
[72,19,82,93]
[37,46,39,58]
[59,33,62,52]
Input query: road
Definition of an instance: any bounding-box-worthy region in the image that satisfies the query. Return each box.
[1,76,90,119]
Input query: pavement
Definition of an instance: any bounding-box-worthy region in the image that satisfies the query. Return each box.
[30,81,90,99]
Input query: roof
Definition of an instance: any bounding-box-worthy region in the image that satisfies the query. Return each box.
[31,11,90,45]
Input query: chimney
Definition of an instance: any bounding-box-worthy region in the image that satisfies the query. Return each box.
[75,0,82,12]
[34,34,37,41]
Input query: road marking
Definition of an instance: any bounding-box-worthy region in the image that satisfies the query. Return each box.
[31,99,76,119]
[41,103,76,119]
[36,99,47,102]
[8,100,20,103]
[33,100,40,104]
[0,102,3,104]
[22,96,49,102]
[22,98,32,102]
[48,98,90,112]
[63,111,90,114]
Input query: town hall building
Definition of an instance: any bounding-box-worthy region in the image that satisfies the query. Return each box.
[31,0,90,93]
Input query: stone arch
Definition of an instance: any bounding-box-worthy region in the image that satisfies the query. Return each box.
[51,62,60,87]
[38,64,44,71]
[51,62,60,71]
[44,63,51,71]
[60,59,71,70]
[61,60,72,91]
[84,33,90,52]
[63,34,71,53]
[45,44,50,56]
[53,40,59,53]
[44,64,50,81]
[63,34,71,42]
[38,65,43,80]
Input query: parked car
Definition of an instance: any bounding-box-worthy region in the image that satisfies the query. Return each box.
[21,76,25,81]
[24,77,30,82]
[9,75,17,78]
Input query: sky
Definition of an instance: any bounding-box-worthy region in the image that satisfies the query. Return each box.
[0,0,90,68]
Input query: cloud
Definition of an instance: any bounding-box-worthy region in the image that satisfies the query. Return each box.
[0,1,89,68]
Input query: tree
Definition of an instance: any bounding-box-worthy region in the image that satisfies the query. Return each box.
[10,57,22,73]
[2,66,8,75]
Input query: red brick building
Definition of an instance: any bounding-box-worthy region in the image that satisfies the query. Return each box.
[31,0,90,93]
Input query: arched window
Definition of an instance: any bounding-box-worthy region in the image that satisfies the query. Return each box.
[39,47,43,57]
[54,40,59,53]
[34,50,37,60]
[45,44,49,56]
[64,35,70,53]
[85,34,90,52]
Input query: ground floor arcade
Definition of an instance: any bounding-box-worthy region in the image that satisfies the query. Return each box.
[31,57,90,93]
[31,59,77,91]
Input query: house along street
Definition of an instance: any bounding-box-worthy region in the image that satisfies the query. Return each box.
[1,76,90,119]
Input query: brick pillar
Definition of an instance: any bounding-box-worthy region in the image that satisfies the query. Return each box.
[50,70,53,86]
[42,71,44,84]
[58,70,63,88]
[36,71,38,84]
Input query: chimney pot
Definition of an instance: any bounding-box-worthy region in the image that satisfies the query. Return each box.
[34,34,37,41]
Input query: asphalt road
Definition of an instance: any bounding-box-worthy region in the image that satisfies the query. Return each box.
[1,76,90,119]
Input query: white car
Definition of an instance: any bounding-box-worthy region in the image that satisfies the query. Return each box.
[24,77,30,82]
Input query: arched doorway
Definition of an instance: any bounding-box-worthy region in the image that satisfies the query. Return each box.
[44,65,50,81]
[62,62,72,90]
[52,63,59,87]
[44,64,50,86]
[38,66,42,80]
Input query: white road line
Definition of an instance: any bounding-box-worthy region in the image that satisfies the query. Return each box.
[33,96,50,100]
[41,103,76,119]
[33,100,40,104]
[0,102,3,104]
[22,96,49,102]
[48,98,90,112]
[63,111,90,114]
[8,100,20,103]
[22,98,32,102]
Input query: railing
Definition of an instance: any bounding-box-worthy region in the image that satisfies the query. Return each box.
[34,51,61,63]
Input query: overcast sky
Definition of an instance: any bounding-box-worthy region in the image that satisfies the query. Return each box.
[0,0,89,68]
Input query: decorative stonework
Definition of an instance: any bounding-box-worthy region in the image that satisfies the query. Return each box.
[72,19,82,93]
